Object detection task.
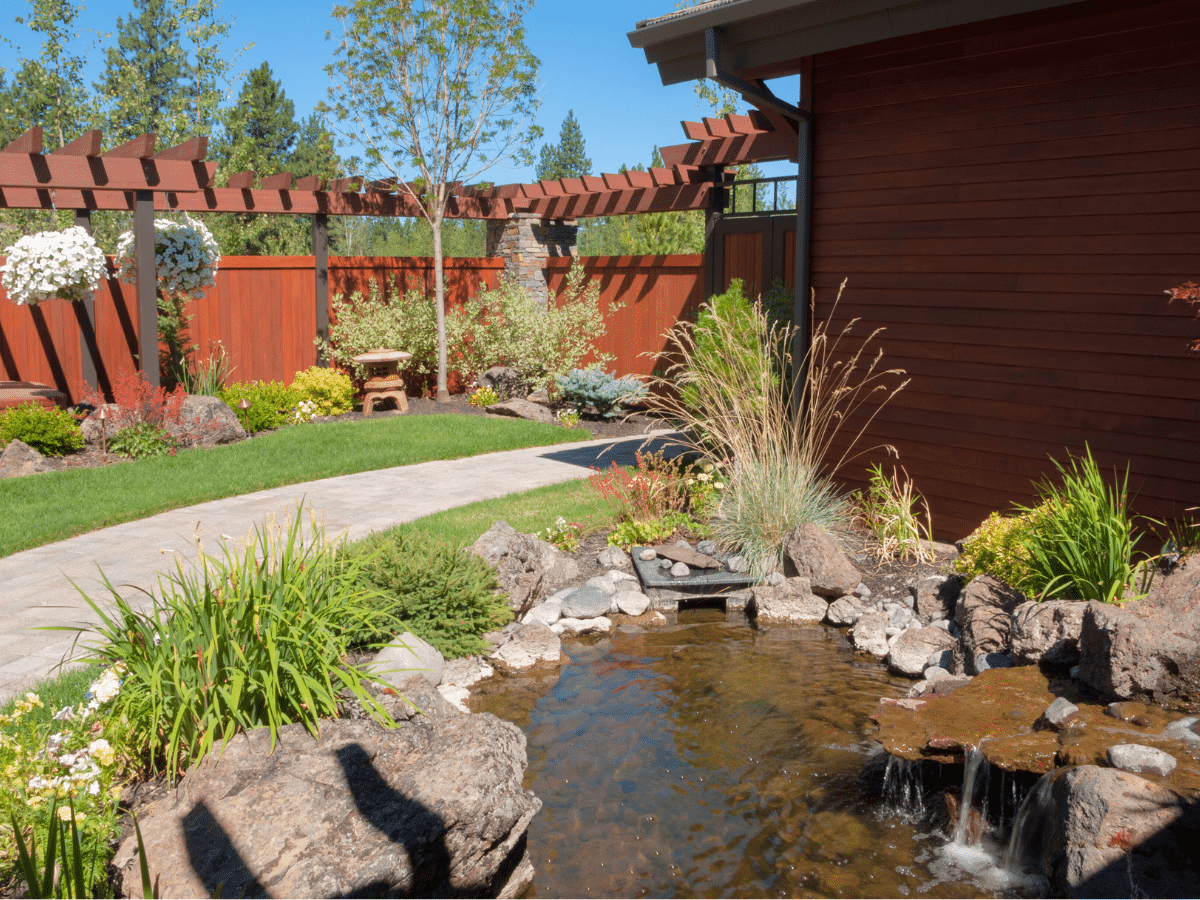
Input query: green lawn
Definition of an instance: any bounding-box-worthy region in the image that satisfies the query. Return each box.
[1,415,583,558]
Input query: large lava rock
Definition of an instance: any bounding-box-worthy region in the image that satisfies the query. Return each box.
[469,521,579,614]
[0,439,51,477]
[912,575,962,622]
[82,396,246,448]
[1078,558,1200,709]
[782,524,860,598]
[887,627,957,678]
[112,709,540,898]
[752,577,829,624]
[954,575,1025,658]
[1014,765,1199,898]
[1011,600,1088,668]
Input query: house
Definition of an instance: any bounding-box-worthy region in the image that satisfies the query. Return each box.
[631,0,1200,538]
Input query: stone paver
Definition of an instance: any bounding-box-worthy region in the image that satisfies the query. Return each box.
[0,432,678,703]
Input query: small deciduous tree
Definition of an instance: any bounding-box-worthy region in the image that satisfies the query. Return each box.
[325,0,540,401]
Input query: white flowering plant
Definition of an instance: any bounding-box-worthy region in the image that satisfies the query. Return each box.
[115,214,220,300]
[0,226,108,306]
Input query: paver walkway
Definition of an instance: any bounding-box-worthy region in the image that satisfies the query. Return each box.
[0,432,677,703]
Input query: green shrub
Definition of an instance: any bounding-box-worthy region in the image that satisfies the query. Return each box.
[556,369,646,418]
[0,402,84,456]
[217,380,299,432]
[607,512,700,549]
[955,510,1037,588]
[291,366,356,415]
[1014,447,1149,603]
[108,421,176,459]
[351,530,512,659]
[75,507,396,780]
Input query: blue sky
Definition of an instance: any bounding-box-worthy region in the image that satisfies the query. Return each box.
[0,0,785,185]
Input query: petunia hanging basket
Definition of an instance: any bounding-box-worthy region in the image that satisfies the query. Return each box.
[0,226,108,306]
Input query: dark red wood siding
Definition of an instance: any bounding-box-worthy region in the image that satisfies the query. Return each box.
[810,0,1200,539]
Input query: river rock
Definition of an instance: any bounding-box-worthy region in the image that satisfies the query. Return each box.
[521,598,563,627]
[854,582,872,599]
[911,575,961,622]
[1011,600,1088,667]
[112,712,540,899]
[638,548,656,561]
[440,657,493,689]
[585,575,618,597]
[469,521,578,614]
[852,610,890,658]
[1040,697,1080,731]
[554,616,613,636]
[1078,559,1200,708]
[0,439,51,477]
[1024,766,1196,898]
[368,632,444,687]
[973,651,1014,674]
[887,627,957,677]
[955,575,1025,658]
[825,595,864,627]
[1107,743,1177,777]
[782,524,860,597]
[766,571,785,586]
[752,577,829,624]
[560,585,611,619]
[726,555,750,574]
[616,591,650,616]
[487,622,562,673]
[598,545,631,569]
[671,562,689,577]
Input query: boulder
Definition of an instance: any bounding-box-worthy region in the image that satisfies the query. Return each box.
[852,610,890,658]
[782,524,860,597]
[584,575,618,597]
[440,657,494,690]
[521,598,563,628]
[824,596,864,627]
[1011,599,1088,667]
[1016,766,1197,898]
[0,439,51,477]
[487,623,563,674]
[886,627,957,678]
[553,616,612,636]
[560,585,611,619]
[173,395,247,446]
[477,365,530,400]
[911,575,961,622]
[469,521,578,614]
[1078,567,1200,708]
[488,398,557,425]
[368,632,445,687]
[112,712,540,899]
[955,575,1025,658]
[1107,743,1176,777]
[597,546,631,569]
[616,591,650,616]
[752,577,829,624]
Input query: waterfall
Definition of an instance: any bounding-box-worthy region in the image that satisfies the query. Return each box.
[1003,772,1055,873]
[882,755,926,818]
[951,745,989,846]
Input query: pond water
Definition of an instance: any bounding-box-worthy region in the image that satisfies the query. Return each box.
[474,611,1036,899]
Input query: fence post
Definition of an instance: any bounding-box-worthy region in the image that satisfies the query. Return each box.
[134,190,158,388]
[314,213,329,365]
[72,209,100,394]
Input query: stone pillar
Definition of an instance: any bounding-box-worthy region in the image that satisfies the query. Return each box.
[486,213,578,307]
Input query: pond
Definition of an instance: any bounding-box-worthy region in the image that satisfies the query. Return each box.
[474,610,1039,898]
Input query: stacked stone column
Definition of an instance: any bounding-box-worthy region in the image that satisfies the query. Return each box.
[486,213,578,307]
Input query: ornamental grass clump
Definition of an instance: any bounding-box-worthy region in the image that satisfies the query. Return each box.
[71,506,395,781]
[855,464,933,563]
[0,226,108,306]
[647,279,907,578]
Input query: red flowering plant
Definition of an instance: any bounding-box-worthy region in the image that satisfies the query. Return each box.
[589,449,690,524]
[78,369,221,453]
[1166,281,1200,353]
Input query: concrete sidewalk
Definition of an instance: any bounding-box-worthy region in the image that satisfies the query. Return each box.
[0,432,677,703]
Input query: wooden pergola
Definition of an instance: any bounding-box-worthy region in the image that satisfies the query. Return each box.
[0,116,791,389]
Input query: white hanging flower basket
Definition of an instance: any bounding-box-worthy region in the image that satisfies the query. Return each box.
[115,214,221,300]
[0,226,108,306]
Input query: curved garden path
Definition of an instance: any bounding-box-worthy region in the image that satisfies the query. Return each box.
[0,432,675,703]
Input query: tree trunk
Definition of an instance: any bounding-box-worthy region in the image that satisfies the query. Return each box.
[432,210,450,402]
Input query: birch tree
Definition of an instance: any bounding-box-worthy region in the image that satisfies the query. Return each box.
[325,0,540,401]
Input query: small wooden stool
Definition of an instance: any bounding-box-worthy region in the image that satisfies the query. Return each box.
[353,349,412,415]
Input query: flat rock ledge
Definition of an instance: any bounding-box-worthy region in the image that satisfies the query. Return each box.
[113,709,540,899]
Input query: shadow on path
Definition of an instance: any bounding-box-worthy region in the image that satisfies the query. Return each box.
[538,433,685,470]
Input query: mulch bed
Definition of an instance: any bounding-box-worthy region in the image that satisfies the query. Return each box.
[29,396,670,475]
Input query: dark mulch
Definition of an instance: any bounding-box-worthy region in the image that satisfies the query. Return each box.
[28,397,670,476]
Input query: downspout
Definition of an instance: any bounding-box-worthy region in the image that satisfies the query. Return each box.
[705,27,813,407]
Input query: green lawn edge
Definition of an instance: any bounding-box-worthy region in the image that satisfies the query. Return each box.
[1,415,584,558]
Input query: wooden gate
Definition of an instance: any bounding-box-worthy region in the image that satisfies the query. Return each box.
[708,213,795,300]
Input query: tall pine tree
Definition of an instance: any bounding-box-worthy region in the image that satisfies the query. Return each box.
[96,0,186,141]
[535,110,591,182]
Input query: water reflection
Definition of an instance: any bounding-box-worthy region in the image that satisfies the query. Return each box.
[475,611,1005,898]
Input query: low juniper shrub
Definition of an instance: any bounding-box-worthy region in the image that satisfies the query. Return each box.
[556,368,647,418]
[0,402,84,456]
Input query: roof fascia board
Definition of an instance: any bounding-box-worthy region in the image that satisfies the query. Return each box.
[631,0,1087,85]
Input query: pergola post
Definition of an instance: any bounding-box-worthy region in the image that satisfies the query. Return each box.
[792,94,814,403]
[314,213,329,365]
[72,209,100,392]
[134,190,158,388]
